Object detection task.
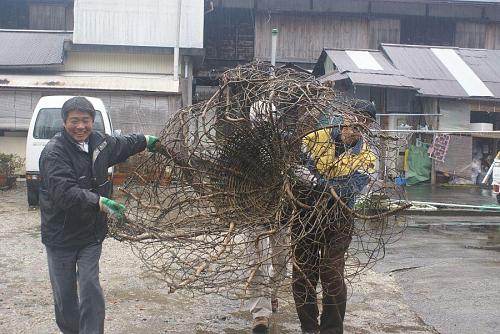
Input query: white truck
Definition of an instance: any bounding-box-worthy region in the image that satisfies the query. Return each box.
[25,96,114,207]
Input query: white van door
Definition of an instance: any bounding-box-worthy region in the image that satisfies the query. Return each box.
[26,96,112,206]
[26,108,108,171]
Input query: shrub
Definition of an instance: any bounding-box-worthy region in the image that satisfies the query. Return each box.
[0,153,24,176]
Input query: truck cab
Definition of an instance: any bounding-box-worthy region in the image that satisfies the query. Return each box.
[25,96,113,207]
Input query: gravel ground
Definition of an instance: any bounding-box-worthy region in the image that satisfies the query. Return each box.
[0,183,437,334]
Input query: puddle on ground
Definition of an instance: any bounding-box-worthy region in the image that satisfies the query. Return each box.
[422,223,500,251]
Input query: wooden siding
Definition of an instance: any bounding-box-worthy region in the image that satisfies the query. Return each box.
[369,18,400,49]
[470,101,500,113]
[0,1,72,30]
[486,23,500,49]
[386,89,414,114]
[256,0,311,11]
[64,52,175,75]
[255,13,369,62]
[0,0,29,29]
[204,8,254,61]
[401,16,455,46]
[455,22,486,48]
[0,89,181,134]
[453,22,500,49]
[218,0,254,9]
[429,3,484,20]
[29,4,68,30]
[485,6,500,22]
[65,3,74,31]
[310,0,369,14]
[255,14,400,62]
[83,93,181,135]
[371,1,426,16]
[0,90,41,130]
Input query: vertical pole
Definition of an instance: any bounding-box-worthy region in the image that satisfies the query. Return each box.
[431,99,439,185]
[174,0,182,81]
[185,56,193,105]
[174,48,180,81]
[271,28,278,67]
[431,160,436,185]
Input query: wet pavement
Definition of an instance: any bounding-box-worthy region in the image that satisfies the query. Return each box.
[377,183,500,334]
[1,182,499,333]
[406,183,498,207]
[375,224,500,334]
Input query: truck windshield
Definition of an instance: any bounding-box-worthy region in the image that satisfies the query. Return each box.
[33,108,105,139]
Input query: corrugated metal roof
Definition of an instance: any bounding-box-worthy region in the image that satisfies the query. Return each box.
[410,78,467,97]
[321,44,500,99]
[458,48,500,86]
[0,72,179,93]
[348,73,415,89]
[380,45,454,80]
[345,50,384,71]
[0,30,71,67]
[321,49,415,89]
[319,72,349,82]
[380,44,500,98]
[324,49,402,75]
[431,48,493,97]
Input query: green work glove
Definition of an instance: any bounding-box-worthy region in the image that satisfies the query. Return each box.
[145,135,159,152]
[99,196,126,224]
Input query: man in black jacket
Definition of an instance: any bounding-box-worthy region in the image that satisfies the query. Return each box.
[39,96,158,334]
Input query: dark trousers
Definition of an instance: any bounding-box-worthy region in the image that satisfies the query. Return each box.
[291,204,353,334]
[46,242,105,334]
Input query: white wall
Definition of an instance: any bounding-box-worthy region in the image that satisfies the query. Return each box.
[64,52,175,74]
[73,0,204,48]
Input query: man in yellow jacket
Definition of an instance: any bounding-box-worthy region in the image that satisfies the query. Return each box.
[292,100,376,334]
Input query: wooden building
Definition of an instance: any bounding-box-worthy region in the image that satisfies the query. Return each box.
[0,0,74,31]
[200,0,500,76]
[313,44,500,183]
[0,0,204,168]
[198,0,500,183]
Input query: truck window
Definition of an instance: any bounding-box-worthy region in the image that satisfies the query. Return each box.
[33,108,105,139]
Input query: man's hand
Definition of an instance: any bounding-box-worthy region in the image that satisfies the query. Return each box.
[99,196,126,224]
[145,135,159,152]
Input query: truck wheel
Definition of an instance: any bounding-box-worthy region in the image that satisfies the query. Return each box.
[27,182,39,207]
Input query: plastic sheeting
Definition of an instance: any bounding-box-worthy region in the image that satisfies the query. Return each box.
[405,144,432,186]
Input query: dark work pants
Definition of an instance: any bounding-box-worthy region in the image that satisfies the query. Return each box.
[291,208,353,334]
[46,242,105,334]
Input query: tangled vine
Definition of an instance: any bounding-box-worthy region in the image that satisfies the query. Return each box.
[108,62,409,301]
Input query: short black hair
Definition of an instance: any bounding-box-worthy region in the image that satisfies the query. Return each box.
[61,96,96,122]
[351,99,376,120]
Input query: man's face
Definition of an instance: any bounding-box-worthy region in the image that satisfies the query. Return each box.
[341,114,373,145]
[64,110,94,143]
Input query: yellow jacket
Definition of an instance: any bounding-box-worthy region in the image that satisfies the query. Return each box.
[303,128,376,180]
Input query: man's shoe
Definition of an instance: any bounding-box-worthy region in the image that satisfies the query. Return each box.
[252,316,269,333]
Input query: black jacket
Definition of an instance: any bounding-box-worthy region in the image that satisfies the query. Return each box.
[39,130,147,248]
